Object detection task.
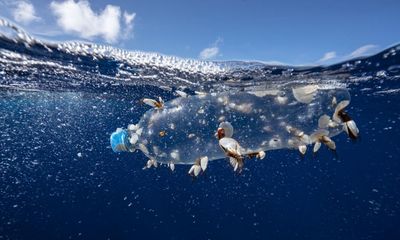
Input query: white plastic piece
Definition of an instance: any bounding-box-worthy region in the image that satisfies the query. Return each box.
[128,89,351,165]
[292,85,318,104]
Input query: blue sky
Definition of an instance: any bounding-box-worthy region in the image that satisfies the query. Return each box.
[1,0,399,65]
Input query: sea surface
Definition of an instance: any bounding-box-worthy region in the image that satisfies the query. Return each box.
[1,18,400,240]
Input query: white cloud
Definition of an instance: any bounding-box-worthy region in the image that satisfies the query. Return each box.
[50,0,136,43]
[348,44,378,58]
[12,1,40,24]
[123,11,135,25]
[199,38,223,60]
[316,44,379,65]
[199,47,219,60]
[122,11,135,39]
[318,51,336,62]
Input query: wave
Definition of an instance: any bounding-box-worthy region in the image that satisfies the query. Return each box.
[1,18,400,93]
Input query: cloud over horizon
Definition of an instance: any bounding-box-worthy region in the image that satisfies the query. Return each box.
[318,51,337,63]
[316,44,380,65]
[199,38,223,60]
[348,44,379,58]
[50,0,135,43]
[12,1,40,24]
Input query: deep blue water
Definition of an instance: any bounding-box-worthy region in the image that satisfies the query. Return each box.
[1,18,400,240]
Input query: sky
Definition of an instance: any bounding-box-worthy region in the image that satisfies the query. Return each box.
[0,0,399,65]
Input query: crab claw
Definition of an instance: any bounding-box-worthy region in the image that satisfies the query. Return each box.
[142,97,164,109]
[343,120,359,140]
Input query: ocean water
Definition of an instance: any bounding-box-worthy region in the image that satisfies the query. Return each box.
[1,18,400,240]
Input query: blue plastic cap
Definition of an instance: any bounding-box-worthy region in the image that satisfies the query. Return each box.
[110,128,131,153]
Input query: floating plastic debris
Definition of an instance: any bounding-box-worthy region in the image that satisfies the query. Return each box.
[110,84,359,175]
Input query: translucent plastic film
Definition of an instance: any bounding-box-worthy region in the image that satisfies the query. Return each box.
[128,85,350,164]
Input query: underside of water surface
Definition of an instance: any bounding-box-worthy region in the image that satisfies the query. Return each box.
[1,18,400,240]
